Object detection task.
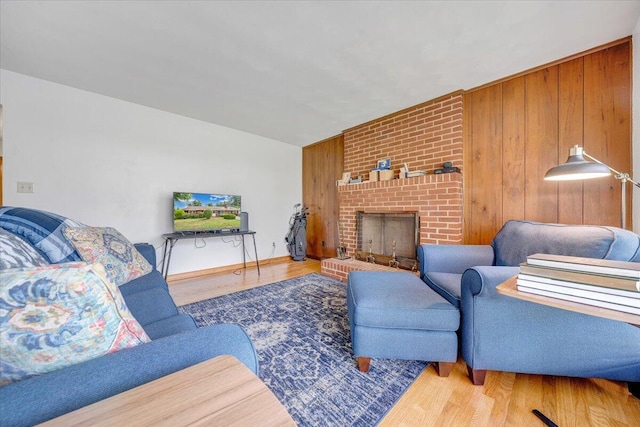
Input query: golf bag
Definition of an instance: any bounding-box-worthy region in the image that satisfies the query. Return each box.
[285,203,308,261]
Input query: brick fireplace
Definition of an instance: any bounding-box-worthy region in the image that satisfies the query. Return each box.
[321,91,464,281]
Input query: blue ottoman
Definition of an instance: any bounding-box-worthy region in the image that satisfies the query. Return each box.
[347,271,460,376]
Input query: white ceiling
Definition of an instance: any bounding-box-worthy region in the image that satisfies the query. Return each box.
[2,1,640,147]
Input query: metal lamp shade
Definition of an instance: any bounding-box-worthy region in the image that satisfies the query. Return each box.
[544,151,611,181]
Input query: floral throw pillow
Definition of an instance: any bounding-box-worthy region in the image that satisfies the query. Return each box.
[0,228,49,270]
[0,262,150,386]
[63,227,152,286]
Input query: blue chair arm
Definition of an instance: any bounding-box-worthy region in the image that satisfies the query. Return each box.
[0,324,258,427]
[134,243,156,269]
[461,265,519,298]
[459,266,640,381]
[418,244,495,276]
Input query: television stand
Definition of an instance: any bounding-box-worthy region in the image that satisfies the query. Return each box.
[161,230,259,279]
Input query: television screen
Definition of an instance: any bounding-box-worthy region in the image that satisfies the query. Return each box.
[173,192,241,232]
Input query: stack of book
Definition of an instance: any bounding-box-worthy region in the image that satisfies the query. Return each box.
[517,253,640,315]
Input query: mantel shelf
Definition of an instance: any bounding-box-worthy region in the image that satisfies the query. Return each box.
[337,172,461,192]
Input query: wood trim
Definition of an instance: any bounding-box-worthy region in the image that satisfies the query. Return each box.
[167,255,290,282]
[303,133,343,149]
[466,36,631,94]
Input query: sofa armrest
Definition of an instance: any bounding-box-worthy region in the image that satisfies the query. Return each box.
[460,265,519,298]
[134,242,156,269]
[0,324,258,427]
[417,244,494,278]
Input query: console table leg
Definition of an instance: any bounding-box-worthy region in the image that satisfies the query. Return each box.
[242,235,247,269]
[252,234,260,275]
[162,238,175,280]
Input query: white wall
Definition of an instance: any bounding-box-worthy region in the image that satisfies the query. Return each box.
[0,70,302,275]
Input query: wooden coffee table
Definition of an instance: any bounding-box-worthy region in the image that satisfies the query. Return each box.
[39,355,296,426]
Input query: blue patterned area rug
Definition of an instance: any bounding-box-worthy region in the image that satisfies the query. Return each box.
[180,273,428,426]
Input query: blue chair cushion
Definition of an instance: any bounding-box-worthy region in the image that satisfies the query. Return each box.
[492,220,640,266]
[348,271,459,331]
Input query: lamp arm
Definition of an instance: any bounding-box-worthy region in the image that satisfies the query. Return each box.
[583,151,640,188]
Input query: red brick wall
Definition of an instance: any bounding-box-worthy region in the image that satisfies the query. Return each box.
[343,91,464,180]
[330,90,464,272]
[337,173,463,259]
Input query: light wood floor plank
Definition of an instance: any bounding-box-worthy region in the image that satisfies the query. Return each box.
[168,259,640,426]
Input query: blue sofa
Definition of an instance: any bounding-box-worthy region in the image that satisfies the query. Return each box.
[418,220,640,388]
[0,210,258,426]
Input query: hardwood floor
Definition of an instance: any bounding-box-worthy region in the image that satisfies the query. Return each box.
[168,259,640,426]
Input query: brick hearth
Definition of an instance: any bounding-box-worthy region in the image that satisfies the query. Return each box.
[321,258,418,282]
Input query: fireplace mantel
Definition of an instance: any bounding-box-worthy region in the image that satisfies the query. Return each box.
[336,173,463,261]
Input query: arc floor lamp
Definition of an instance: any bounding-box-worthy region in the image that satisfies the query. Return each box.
[544,145,639,229]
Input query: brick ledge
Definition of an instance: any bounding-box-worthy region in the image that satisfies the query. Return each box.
[321,258,418,282]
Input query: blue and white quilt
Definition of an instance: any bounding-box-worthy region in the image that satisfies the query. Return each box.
[0,206,84,263]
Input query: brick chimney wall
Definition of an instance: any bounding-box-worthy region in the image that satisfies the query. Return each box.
[343,91,464,180]
[335,91,465,262]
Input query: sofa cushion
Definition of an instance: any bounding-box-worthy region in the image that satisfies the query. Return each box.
[0,206,83,263]
[64,226,152,286]
[119,269,168,297]
[422,272,463,307]
[0,262,150,386]
[491,220,640,266]
[0,228,49,270]
[142,314,197,340]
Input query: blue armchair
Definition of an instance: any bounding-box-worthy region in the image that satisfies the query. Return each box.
[418,220,640,387]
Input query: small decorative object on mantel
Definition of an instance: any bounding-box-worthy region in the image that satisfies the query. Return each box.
[370,158,392,182]
[434,161,460,174]
[404,162,427,178]
[336,172,352,186]
[379,170,394,181]
[377,158,391,170]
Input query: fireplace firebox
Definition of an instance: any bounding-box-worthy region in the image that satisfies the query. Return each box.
[355,211,419,270]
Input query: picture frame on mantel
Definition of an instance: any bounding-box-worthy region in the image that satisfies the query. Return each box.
[377,158,391,170]
[336,172,351,186]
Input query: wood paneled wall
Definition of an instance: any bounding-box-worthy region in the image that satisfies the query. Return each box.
[463,38,631,244]
[302,135,344,259]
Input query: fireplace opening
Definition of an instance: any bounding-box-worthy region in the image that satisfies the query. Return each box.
[355,211,419,270]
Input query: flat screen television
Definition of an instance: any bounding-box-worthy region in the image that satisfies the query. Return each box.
[173,192,242,233]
